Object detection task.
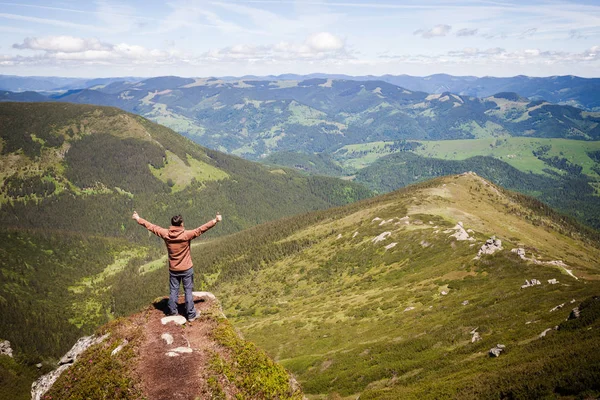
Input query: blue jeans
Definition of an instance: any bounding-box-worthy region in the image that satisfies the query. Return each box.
[168,268,196,319]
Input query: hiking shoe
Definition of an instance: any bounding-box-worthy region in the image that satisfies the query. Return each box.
[187,310,200,322]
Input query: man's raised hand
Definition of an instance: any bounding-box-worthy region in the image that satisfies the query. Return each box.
[216,212,222,223]
[132,211,140,221]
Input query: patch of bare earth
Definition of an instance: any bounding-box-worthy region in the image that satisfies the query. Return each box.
[135,294,227,400]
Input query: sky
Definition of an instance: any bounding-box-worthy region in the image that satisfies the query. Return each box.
[0,0,599,78]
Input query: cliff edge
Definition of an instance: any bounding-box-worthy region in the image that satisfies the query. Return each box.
[33,292,303,399]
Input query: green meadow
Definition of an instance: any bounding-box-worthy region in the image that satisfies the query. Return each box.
[336,138,600,177]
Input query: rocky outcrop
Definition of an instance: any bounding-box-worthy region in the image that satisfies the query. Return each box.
[445,221,475,241]
[511,248,577,280]
[32,334,109,400]
[475,237,502,259]
[521,279,541,289]
[0,340,13,358]
[372,231,391,243]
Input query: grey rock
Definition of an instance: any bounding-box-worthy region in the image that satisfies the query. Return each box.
[475,237,503,259]
[539,328,553,338]
[59,334,109,365]
[161,315,187,325]
[32,334,109,400]
[569,307,580,320]
[0,340,13,358]
[192,291,217,300]
[111,339,128,356]
[489,344,505,357]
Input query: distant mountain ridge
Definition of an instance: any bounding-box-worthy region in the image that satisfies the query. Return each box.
[2,76,598,161]
[2,73,598,110]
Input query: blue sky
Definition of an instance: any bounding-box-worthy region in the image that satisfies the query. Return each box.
[0,0,598,77]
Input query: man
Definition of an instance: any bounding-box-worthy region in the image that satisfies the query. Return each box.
[132,211,222,321]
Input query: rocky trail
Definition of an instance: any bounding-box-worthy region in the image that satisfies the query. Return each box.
[136,292,223,400]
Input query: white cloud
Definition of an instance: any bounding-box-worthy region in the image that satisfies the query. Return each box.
[10,35,180,65]
[414,24,452,39]
[456,28,478,37]
[13,36,110,53]
[201,32,349,63]
[384,45,600,66]
[305,32,344,52]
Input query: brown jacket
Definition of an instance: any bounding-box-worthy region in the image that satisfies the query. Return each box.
[137,217,217,271]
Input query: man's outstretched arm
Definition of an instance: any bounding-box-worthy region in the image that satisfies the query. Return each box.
[189,213,222,239]
[132,211,169,238]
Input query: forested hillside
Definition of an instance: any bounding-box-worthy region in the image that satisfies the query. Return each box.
[0,102,371,391]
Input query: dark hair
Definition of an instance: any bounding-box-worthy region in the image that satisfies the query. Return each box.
[171,215,183,226]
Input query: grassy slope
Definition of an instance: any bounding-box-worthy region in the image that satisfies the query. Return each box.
[185,173,600,399]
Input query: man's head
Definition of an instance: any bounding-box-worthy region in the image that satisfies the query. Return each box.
[171,214,184,226]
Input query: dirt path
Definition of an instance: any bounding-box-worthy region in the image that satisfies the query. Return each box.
[136,294,221,400]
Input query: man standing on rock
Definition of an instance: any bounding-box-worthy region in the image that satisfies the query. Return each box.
[132,211,222,321]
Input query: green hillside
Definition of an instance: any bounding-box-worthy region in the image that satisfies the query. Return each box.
[173,173,600,399]
[0,102,371,373]
[353,152,600,229]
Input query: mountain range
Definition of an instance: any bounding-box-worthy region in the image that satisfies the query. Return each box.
[2,73,599,111]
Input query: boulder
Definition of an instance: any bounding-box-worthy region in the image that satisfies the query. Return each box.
[475,237,503,259]
[489,344,505,357]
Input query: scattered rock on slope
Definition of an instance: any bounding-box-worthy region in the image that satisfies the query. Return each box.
[489,344,506,357]
[475,237,503,259]
[0,340,13,358]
